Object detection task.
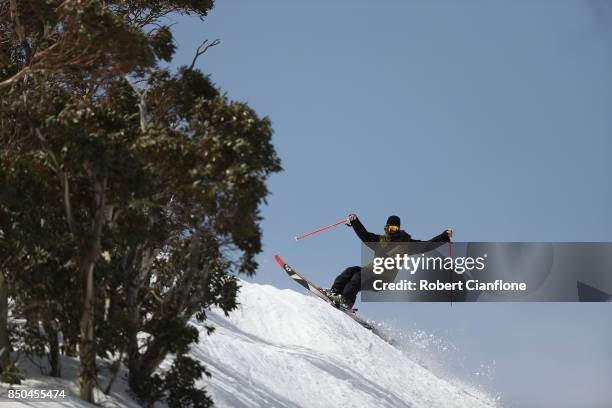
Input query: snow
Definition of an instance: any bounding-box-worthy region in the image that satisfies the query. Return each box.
[0,349,139,407]
[1,280,498,407]
[184,281,499,408]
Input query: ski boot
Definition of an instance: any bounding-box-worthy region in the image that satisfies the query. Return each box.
[319,288,338,300]
[331,294,354,311]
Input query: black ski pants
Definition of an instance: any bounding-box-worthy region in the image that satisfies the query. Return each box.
[331,266,361,305]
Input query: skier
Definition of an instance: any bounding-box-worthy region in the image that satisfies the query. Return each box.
[322,214,453,309]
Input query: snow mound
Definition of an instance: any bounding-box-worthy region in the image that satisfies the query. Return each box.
[188,280,498,408]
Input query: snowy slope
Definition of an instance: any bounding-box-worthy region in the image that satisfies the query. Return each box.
[185,281,498,408]
[0,354,140,408]
[2,280,497,407]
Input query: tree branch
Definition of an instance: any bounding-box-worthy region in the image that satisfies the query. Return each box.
[0,66,30,91]
[34,128,59,172]
[62,171,78,243]
[124,76,149,133]
[35,128,79,242]
[188,39,220,70]
[0,43,59,91]
[9,0,25,42]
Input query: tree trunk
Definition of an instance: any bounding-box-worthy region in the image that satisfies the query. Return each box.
[44,319,61,377]
[103,349,123,395]
[125,244,156,397]
[78,178,106,403]
[63,335,77,356]
[79,260,96,402]
[126,274,142,394]
[0,272,11,373]
[123,228,209,400]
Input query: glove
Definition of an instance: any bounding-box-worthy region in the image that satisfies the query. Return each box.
[446,229,454,240]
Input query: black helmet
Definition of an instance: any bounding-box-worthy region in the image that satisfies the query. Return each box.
[386,215,400,227]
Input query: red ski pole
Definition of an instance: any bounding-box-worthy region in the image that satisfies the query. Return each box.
[294,218,349,241]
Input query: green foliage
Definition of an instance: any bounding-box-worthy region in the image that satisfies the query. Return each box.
[164,355,213,408]
[0,364,24,385]
[151,26,176,62]
[1,0,280,405]
[139,354,212,408]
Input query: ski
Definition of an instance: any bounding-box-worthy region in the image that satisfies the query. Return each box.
[274,254,385,338]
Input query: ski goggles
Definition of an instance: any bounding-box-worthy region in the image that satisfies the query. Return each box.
[385,225,400,233]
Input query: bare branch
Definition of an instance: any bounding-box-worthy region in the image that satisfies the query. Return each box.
[61,171,79,242]
[35,128,79,242]
[149,289,163,305]
[34,128,59,172]
[189,39,220,70]
[0,42,59,91]
[124,75,149,133]
[0,66,30,91]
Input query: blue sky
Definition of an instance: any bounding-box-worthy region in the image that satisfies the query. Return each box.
[170,1,612,406]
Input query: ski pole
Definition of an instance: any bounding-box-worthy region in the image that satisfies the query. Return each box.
[294,218,349,241]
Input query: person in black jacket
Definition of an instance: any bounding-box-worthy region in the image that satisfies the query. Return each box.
[323,214,453,309]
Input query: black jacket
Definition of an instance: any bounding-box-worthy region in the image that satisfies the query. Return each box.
[350,216,450,248]
[351,216,451,286]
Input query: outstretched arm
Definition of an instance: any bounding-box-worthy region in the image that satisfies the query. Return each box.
[403,229,452,255]
[429,229,452,243]
[348,214,379,243]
